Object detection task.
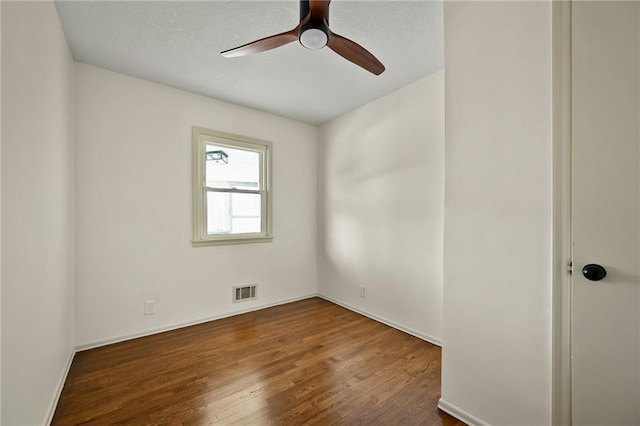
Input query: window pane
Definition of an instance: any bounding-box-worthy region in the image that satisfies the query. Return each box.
[206,192,262,235]
[231,217,261,234]
[231,192,261,217]
[205,144,260,190]
[206,192,231,234]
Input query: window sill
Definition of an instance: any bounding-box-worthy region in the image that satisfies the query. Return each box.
[192,235,273,247]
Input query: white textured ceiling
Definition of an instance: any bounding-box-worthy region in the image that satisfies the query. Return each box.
[55,1,443,125]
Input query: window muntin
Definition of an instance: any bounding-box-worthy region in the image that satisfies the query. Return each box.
[193,127,272,246]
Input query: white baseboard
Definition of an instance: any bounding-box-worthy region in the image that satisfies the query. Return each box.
[76,293,317,351]
[438,398,490,426]
[44,349,75,425]
[317,293,442,347]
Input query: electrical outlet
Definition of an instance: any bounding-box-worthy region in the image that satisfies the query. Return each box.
[359,286,365,297]
[144,300,155,315]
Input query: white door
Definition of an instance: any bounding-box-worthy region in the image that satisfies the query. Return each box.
[572,2,640,425]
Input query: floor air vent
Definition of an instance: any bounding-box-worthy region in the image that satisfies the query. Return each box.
[233,284,257,303]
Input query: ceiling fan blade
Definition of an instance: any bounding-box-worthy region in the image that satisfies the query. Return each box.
[327,31,385,75]
[221,27,299,58]
[309,0,331,21]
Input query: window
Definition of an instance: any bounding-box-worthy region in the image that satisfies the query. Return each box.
[192,127,272,246]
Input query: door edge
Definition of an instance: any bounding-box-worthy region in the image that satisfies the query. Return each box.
[552,1,573,425]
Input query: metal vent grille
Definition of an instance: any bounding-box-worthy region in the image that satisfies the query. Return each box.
[233,285,257,303]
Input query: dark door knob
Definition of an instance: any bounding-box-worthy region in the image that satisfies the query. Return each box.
[582,264,607,281]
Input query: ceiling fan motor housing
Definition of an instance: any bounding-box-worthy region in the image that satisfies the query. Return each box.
[299,22,329,49]
[299,0,330,50]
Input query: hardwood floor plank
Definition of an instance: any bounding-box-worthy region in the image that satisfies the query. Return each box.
[53,297,464,425]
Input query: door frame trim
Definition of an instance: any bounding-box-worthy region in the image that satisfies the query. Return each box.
[552,1,572,425]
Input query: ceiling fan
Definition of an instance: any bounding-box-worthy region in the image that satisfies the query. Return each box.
[220,0,385,75]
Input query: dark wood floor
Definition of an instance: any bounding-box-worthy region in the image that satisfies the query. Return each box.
[53,297,465,425]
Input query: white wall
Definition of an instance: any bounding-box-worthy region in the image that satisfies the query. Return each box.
[0,1,2,422]
[317,71,444,344]
[1,2,75,424]
[0,1,3,419]
[440,2,553,425]
[74,64,318,347]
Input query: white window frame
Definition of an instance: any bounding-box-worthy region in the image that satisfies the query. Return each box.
[192,127,273,246]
